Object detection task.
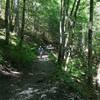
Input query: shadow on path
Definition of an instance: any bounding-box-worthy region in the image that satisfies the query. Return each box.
[0,54,81,100]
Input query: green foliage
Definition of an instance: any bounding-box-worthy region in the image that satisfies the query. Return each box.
[0,50,3,63]
[4,44,37,67]
[67,58,85,78]
[55,66,85,99]
[0,0,99,99]
[48,52,57,62]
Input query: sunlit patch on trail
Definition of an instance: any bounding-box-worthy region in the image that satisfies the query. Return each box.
[37,55,49,61]
[16,87,33,100]
[15,86,58,100]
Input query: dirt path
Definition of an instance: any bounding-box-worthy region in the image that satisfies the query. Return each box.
[0,55,82,100]
[13,58,70,100]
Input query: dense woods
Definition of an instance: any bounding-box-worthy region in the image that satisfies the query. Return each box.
[0,0,100,100]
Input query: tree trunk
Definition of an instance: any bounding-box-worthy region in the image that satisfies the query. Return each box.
[5,0,10,45]
[73,0,81,27]
[70,0,77,16]
[9,0,14,32]
[58,0,66,65]
[74,0,81,20]
[87,0,93,86]
[19,0,26,47]
[15,0,19,33]
[58,0,70,66]
[86,0,94,99]
[0,0,1,17]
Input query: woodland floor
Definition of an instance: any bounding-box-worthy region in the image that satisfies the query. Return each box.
[0,54,82,100]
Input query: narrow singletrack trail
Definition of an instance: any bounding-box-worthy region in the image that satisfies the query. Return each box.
[0,54,70,100]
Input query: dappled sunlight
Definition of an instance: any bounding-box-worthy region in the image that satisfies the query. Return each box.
[0,0,99,99]
[17,87,33,99]
[96,63,100,87]
[15,85,58,100]
[0,35,5,39]
[64,52,71,71]
[0,30,5,40]
[0,64,21,78]
[37,55,49,61]
[10,32,18,46]
[11,39,17,46]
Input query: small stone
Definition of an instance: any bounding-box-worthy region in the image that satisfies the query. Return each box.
[33,89,39,93]
[40,94,47,99]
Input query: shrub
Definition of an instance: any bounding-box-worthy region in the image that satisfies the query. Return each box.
[4,44,37,67]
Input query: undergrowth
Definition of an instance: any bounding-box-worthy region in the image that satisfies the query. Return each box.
[0,39,37,69]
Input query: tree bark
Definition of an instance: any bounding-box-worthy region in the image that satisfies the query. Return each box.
[86,0,94,99]
[58,0,70,66]
[0,0,1,17]
[19,0,26,47]
[74,0,81,20]
[9,0,14,32]
[15,0,20,33]
[70,0,77,16]
[87,0,93,86]
[73,0,81,27]
[58,0,66,65]
[5,0,10,45]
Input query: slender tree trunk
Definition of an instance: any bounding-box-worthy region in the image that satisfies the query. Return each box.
[15,0,19,33]
[86,0,94,99]
[74,0,81,20]
[19,0,26,47]
[87,0,93,86]
[58,0,70,66]
[58,0,65,65]
[0,0,1,17]
[9,0,14,32]
[5,0,10,44]
[73,0,81,27]
[70,0,77,16]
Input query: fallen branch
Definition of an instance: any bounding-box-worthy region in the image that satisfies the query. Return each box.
[0,65,21,78]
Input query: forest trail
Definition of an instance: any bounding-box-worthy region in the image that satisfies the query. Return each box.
[0,54,70,100]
